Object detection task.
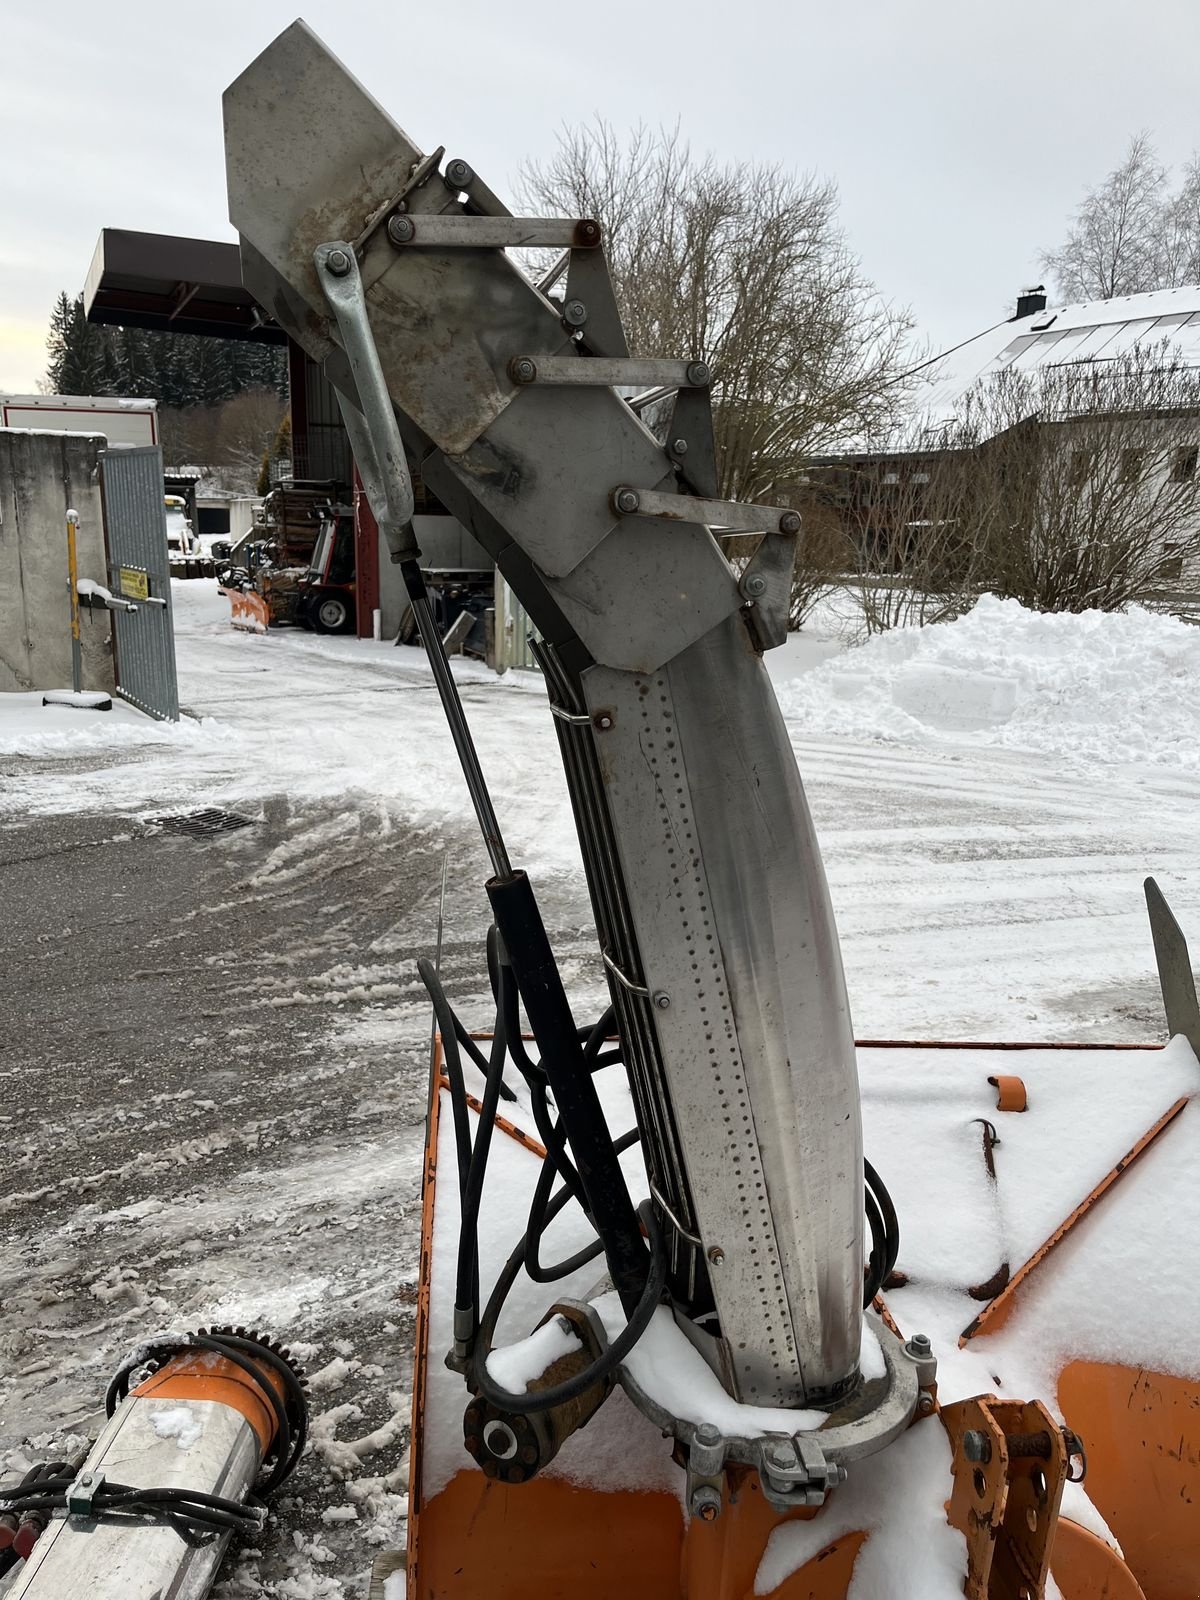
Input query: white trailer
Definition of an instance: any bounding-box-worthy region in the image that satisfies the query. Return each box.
[0,394,157,448]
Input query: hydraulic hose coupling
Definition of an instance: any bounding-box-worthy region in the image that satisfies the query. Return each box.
[0,1327,308,1600]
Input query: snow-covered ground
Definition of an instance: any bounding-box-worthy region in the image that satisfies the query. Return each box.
[2,583,1198,1597]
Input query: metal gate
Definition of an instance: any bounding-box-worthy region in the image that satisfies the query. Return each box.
[101,446,179,721]
[493,572,540,674]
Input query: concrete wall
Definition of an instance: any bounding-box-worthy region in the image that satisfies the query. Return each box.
[0,428,115,693]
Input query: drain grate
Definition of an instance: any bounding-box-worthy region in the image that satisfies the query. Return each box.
[152,808,257,839]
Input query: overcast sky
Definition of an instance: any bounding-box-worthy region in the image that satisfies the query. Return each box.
[1,0,1197,393]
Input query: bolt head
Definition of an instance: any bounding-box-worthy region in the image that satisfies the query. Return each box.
[696,1423,720,1445]
[576,219,601,244]
[906,1333,933,1358]
[447,159,472,186]
[743,573,767,597]
[325,248,352,277]
[707,1245,725,1266]
[686,361,711,387]
[652,990,671,1009]
[387,214,415,245]
[510,357,537,384]
[917,1394,936,1416]
[593,711,614,731]
[615,488,641,514]
[562,299,588,327]
[962,1429,992,1463]
[779,510,802,535]
[670,437,689,456]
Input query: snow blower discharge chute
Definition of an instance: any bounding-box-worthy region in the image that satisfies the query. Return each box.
[217,23,1200,1600]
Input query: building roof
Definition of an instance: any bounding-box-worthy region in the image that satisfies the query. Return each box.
[84,230,286,343]
[917,284,1200,426]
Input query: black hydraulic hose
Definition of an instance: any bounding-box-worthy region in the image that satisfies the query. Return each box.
[455,997,509,1337]
[473,1196,667,1415]
[521,1122,641,1284]
[863,1185,887,1307]
[865,1157,901,1276]
[418,957,473,1200]
[487,870,649,1313]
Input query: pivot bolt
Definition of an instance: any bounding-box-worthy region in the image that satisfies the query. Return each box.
[446,158,473,188]
[963,1430,992,1464]
[576,219,601,245]
[917,1393,936,1416]
[325,248,352,277]
[779,510,802,535]
[614,487,641,514]
[509,357,538,384]
[387,214,415,245]
[562,299,588,328]
[689,1485,721,1522]
[686,361,711,386]
[742,573,767,597]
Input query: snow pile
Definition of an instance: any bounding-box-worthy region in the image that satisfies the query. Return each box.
[777,596,1200,769]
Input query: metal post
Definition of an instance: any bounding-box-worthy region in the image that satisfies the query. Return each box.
[66,509,82,694]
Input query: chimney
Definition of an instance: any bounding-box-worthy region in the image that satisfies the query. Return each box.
[1014,286,1047,320]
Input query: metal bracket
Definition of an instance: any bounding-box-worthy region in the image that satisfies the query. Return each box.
[739,529,799,653]
[1145,876,1200,1057]
[509,356,709,389]
[353,145,446,252]
[384,214,601,249]
[562,247,630,359]
[66,1468,104,1522]
[611,486,802,538]
[942,1397,1068,1600]
[605,1308,921,1515]
[313,242,418,561]
[442,157,513,219]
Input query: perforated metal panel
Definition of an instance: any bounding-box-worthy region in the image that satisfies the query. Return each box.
[101,446,179,721]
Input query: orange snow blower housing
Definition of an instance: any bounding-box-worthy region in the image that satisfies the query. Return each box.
[405,1036,1197,1600]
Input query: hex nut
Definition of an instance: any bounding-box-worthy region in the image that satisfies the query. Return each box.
[509,357,538,384]
[614,488,641,514]
[670,437,689,456]
[325,249,352,277]
[387,214,415,245]
[707,1245,725,1266]
[652,991,671,1009]
[690,1485,721,1522]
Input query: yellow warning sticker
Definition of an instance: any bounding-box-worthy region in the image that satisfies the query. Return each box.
[120,567,149,600]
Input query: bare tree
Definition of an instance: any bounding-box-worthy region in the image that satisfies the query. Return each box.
[802,444,980,634]
[159,388,285,493]
[1041,133,1200,301]
[520,122,916,505]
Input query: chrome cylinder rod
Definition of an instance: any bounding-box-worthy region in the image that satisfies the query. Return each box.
[407,576,512,882]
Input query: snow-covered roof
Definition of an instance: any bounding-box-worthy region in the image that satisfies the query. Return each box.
[917,284,1200,425]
